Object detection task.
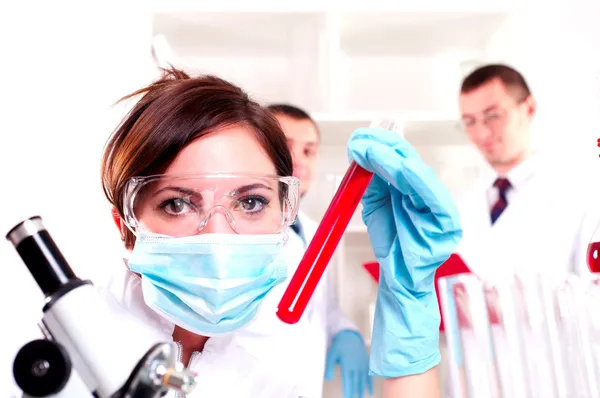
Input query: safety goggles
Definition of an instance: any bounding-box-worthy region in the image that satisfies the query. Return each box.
[122,173,300,237]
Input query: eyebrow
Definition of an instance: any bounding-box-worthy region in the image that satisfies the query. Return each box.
[154,183,272,197]
[462,104,501,119]
[154,186,201,197]
[482,105,500,113]
[230,183,273,195]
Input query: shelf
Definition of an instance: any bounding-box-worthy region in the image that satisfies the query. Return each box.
[340,12,512,56]
[151,11,511,57]
[152,12,324,56]
[149,11,512,114]
[313,111,467,147]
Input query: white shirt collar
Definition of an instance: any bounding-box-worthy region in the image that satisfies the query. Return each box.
[482,153,538,192]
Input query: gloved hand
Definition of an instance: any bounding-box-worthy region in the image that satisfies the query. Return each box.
[325,329,373,398]
[347,127,462,378]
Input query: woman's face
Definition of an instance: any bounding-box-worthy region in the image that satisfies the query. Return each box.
[134,126,283,236]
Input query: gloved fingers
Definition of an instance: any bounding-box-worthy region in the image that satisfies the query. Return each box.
[389,189,462,279]
[376,146,455,221]
[347,129,403,209]
[361,176,396,258]
[347,128,459,223]
[400,157,461,227]
[360,173,392,218]
[369,146,460,242]
[348,128,422,165]
[356,371,364,398]
[342,370,354,398]
[324,349,338,381]
[347,128,419,194]
[366,373,374,395]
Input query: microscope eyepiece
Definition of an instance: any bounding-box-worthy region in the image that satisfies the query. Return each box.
[6,216,46,246]
[6,216,79,297]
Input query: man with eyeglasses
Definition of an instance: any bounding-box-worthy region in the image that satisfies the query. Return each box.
[437,64,599,318]
[453,63,598,275]
[435,63,598,279]
[433,62,600,395]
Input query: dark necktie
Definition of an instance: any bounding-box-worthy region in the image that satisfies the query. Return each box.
[490,178,512,225]
[291,218,306,247]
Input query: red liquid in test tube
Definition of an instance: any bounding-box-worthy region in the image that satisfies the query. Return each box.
[276,118,403,324]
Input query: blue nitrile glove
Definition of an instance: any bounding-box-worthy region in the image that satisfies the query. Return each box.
[347,127,462,378]
[325,329,373,398]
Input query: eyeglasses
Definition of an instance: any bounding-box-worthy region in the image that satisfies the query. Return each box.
[122,173,300,237]
[461,99,527,132]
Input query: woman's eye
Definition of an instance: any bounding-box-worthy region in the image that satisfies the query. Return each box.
[161,198,192,215]
[236,196,268,213]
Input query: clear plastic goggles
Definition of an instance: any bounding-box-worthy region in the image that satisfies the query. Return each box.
[122,173,300,237]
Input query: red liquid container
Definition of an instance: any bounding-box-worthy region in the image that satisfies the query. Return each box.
[276,162,373,324]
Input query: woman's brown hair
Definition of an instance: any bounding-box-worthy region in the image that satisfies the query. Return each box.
[101,67,293,249]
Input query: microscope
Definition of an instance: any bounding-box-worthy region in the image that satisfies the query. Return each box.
[6,216,198,397]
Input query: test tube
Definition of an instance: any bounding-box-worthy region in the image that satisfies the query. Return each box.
[483,279,529,398]
[438,274,501,398]
[584,275,600,384]
[276,118,403,324]
[552,275,598,397]
[457,276,501,398]
[438,275,468,398]
[513,273,558,398]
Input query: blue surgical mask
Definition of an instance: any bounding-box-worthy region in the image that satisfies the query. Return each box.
[127,232,287,336]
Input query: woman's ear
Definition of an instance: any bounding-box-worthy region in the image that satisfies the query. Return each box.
[111,207,124,236]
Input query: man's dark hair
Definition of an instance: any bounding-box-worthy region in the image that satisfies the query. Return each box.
[461,64,532,101]
[267,103,320,138]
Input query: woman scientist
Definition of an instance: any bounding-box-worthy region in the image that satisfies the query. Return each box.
[102,67,460,397]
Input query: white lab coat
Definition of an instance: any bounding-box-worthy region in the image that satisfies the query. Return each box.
[99,213,359,398]
[100,264,309,398]
[454,153,600,280]
[98,215,363,398]
[285,210,359,398]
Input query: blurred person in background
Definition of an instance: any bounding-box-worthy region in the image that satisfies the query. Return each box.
[268,104,371,398]
[439,63,597,282]
[434,63,600,394]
